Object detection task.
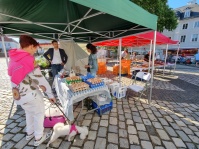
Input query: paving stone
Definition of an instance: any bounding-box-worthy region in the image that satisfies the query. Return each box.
[188,135,199,144]
[175,120,186,127]
[7,122,17,129]
[23,146,34,149]
[100,120,108,127]
[2,133,14,141]
[59,141,71,149]
[91,123,98,130]
[109,117,117,125]
[145,109,153,114]
[88,131,97,140]
[127,119,134,125]
[120,138,129,148]
[70,147,81,149]
[129,135,139,145]
[51,138,62,148]
[10,127,22,133]
[148,114,158,121]
[119,129,127,138]
[141,141,153,149]
[15,137,29,149]
[164,126,177,137]
[152,122,163,129]
[154,146,165,149]
[164,116,173,122]
[18,120,26,127]
[176,130,191,142]
[119,114,125,121]
[162,141,177,149]
[143,119,152,125]
[92,117,100,122]
[186,143,197,149]
[189,125,199,132]
[136,123,146,131]
[108,133,118,144]
[172,138,186,148]
[108,125,118,133]
[12,133,25,142]
[98,127,107,137]
[0,128,11,134]
[170,114,180,120]
[125,113,132,119]
[145,125,157,136]
[110,112,117,117]
[138,131,149,140]
[139,111,148,118]
[2,142,15,149]
[158,118,169,126]
[83,141,95,149]
[170,123,181,130]
[157,129,170,140]
[95,137,106,149]
[150,135,161,145]
[0,125,5,130]
[73,135,84,146]
[82,120,91,126]
[133,116,142,123]
[181,127,194,135]
[107,144,118,149]
[130,145,141,149]
[128,126,137,134]
[119,121,126,129]
[154,111,162,117]
[85,114,93,119]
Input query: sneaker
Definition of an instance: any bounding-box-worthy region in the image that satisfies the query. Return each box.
[26,133,34,140]
[34,130,52,146]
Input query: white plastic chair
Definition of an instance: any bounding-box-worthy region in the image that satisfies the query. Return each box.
[126,71,151,100]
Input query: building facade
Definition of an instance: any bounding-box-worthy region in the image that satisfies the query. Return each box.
[163,1,199,56]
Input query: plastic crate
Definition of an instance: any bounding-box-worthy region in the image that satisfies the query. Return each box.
[85,81,104,88]
[92,101,113,116]
[80,74,95,82]
[113,86,127,99]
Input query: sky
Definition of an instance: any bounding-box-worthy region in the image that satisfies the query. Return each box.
[168,0,197,9]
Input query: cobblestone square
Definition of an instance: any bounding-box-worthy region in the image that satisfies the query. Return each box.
[0,58,199,149]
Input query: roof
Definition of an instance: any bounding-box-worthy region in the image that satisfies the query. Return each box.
[0,0,158,42]
[93,31,178,47]
[175,3,199,20]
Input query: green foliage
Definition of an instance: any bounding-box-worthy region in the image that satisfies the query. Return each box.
[131,0,178,32]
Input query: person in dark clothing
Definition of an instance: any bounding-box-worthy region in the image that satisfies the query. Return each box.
[43,40,68,79]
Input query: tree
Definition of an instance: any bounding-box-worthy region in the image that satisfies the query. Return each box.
[131,0,178,32]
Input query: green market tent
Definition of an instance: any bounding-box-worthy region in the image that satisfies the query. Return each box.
[0,0,157,42]
[0,0,158,104]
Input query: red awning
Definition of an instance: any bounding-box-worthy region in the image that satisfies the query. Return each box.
[93,31,178,47]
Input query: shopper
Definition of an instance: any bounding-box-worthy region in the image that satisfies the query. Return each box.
[43,40,68,79]
[85,43,98,77]
[195,51,199,66]
[8,35,56,146]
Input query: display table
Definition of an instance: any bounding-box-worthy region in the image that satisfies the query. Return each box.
[54,75,112,121]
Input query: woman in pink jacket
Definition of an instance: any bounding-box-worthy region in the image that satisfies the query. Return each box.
[8,35,56,146]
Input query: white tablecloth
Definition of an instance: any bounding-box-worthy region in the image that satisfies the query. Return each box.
[54,75,111,121]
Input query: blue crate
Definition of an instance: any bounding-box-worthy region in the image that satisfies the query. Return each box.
[85,81,104,88]
[80,74,95,82]
[92,101,113,116]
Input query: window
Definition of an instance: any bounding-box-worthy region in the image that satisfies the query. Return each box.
[192,34,198,42]
[182,23,188,29]
[194,21,199,28]
[184,10,190,18]
[181,35,186,42]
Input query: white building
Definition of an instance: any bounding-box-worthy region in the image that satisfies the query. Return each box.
[162,0,199,56]
[0,36,19,53]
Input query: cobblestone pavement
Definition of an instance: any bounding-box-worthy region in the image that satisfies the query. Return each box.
[0,57,199,149]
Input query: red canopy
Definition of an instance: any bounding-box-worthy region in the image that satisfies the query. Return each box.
[93,31,178,47]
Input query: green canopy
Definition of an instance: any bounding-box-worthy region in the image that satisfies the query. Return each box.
[0,0,157,42]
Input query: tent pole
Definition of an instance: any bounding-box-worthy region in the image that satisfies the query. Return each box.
[148,40,152,73]
[163,44,168,76]
[173,43,180,74]
[0,28,8,66]
[149,31,157,105]
[119,38,122,87]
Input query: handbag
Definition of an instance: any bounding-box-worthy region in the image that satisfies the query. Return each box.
[44,103,67,128]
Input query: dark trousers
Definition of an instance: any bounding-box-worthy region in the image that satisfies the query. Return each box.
[51,64,64,79]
